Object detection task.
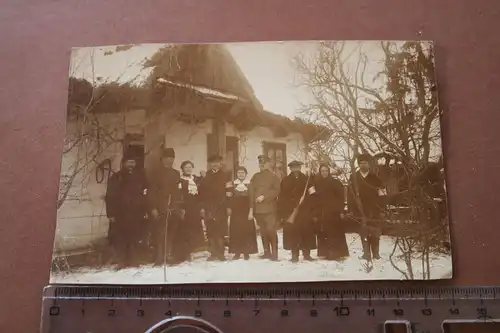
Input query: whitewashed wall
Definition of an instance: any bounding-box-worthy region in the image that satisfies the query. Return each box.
[54,110,145,252]
[161,120,213,176]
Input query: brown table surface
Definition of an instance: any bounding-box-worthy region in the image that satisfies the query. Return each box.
[1,0,499,332]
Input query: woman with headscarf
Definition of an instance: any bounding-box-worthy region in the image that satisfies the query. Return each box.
[169,160,205,264]
[227,166,258,260]
[314,164,349,260]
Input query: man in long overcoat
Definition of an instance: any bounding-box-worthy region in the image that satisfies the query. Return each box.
[347,153,385,261]
[199,154,231,261]
[150,148,181,266]
[105,149,149,268]
[278,160,317,262]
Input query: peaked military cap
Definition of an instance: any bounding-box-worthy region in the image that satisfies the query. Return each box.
[287,160,304,168]
[258,155,271,162]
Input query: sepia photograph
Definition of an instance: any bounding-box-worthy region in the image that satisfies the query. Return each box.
[50,40,452,284]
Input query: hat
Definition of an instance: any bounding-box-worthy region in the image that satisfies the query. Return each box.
[161,148,175,158]
[288,160,303,168]
[356,153,372,163]
[207,154,223,162]
[122,149,136,162]
[258,155,271,163]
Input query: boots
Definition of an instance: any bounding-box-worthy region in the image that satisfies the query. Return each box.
[260,235,271,259]
[370,236,381,260]
[207,237,226,261]
[302,249,315,261]
[291,249,299,263]
[217,238,226,261]
[360,236,372,260]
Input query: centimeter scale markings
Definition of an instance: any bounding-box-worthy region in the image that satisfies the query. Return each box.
[41,286,500,333]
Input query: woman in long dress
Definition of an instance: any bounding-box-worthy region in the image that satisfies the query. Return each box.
[315,164,349,260]
[227,166,258,260]
[169,160,205,264]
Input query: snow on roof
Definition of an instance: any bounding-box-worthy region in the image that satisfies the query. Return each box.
[157,78,246,102]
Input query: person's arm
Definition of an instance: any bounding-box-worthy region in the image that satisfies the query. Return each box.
[265,174,281,202]
[105,173,118,219]
[332,179,346,213]
[373,175,386,209]
[347,174,356,214]
[197,175,207,211]
[306,177,320,220]
[276,177,286,219]
[247,176,255,219]
[149,175,159,216]
[248,175,255,208]
[225,179,234,216]
[141,172,150,217]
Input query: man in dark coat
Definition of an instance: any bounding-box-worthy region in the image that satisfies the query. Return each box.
[278,160,317,262]
[105,149,149,269]
[248,155,281,260]
[347,153,385,261]
[150,148,181,266]
[199,154,230,261]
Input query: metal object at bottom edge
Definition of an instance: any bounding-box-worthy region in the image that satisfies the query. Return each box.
[41,285,500,333]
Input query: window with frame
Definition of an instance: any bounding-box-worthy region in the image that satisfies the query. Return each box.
[262,142,287,180]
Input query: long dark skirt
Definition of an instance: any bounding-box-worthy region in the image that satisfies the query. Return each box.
[317,213,349,260]
[229,196,258,254]
[170,204,205,262]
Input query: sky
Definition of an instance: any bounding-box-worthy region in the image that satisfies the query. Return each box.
[69,41,387,119]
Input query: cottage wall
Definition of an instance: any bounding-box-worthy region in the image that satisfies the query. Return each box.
[54,110,145,252]
[161,119,213,176]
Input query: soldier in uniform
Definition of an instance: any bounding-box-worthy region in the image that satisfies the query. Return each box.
[278,160,317,262]
[199,155,230,261]
[105,149,149,269]
[248,155,281,261]
[149,148,180,266]
[347,153,385,261]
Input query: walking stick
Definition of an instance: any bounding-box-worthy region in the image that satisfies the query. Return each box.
[162,194,172,282]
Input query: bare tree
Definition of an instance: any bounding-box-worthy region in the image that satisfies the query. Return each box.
[58,44,195,210]
[58,48,146,210]
[294,41,448,279]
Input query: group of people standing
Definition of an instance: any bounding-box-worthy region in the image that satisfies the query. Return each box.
[105,147,386,269]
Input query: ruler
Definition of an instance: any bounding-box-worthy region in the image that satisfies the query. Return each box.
[41,285,500,333]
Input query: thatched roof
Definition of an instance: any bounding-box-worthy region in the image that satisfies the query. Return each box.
[67,77,150,116]
[67,44,329,142]
[144,44,263,111]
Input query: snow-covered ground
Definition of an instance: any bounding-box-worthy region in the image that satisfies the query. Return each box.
[50,233,452,284]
